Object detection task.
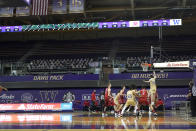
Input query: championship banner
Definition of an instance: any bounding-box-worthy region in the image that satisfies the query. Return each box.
[16,6,30,16]
[153,61,189,68]
[69,0,84,13]
[0,7,14,17]
[52,0,67,14]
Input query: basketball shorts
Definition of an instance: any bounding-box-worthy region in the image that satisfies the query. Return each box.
[139,98,149,106]
[125,99,136,107]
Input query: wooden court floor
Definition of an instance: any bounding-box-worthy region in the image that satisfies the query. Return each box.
[0,111,196,131]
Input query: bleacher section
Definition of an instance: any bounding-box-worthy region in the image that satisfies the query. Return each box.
[0,55,194,75]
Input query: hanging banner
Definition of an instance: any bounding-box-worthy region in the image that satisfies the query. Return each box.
[32,0,48,16]
[69,0,84,13]
[52,0,67,14]
[16,6,30,16]
[0,7,14,17]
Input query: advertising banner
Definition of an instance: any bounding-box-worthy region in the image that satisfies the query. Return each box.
[0,113,61,123]
[0,103,72,111]
[153,61,189,68]
[0,87,189,110]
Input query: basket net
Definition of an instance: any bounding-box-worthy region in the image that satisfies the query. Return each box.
[141,63,150,72]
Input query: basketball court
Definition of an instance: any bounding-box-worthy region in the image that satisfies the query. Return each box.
[0,111,196,131]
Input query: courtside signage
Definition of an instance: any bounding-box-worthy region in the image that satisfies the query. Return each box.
[0,114,61,123]
[60,103,73,110]
[0,103,72,111]
[153,61,189,68]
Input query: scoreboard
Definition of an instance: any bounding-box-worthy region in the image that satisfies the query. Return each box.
[0,19,182,33]
[99,19,181,28]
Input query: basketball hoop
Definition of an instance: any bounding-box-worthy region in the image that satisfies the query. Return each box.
[141,63,151,72]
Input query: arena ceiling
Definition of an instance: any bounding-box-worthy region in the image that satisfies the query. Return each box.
[0,0,196,56]
[0,0,196,25]
[0,0,28,7]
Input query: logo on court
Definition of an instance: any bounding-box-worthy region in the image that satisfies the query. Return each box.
[21,93,33,103]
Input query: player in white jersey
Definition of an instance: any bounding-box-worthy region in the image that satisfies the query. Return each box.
[121,84,141,117]
[144,71,157,116]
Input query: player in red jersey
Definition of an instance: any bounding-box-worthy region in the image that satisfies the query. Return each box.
[114,85,126,117]
[139,86,149,112]
[118,86,126,112]
[103,82,112,117]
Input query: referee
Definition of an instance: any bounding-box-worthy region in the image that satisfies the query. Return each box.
[189,80,196,117]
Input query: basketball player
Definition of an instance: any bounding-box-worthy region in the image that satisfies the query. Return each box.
[114,85,125,117]
[121,84,141,117]
[103,82,113,117]
[143,71,157,116]
[139,86,149,112]
[118,85,126,111]
[0,85,8,93]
